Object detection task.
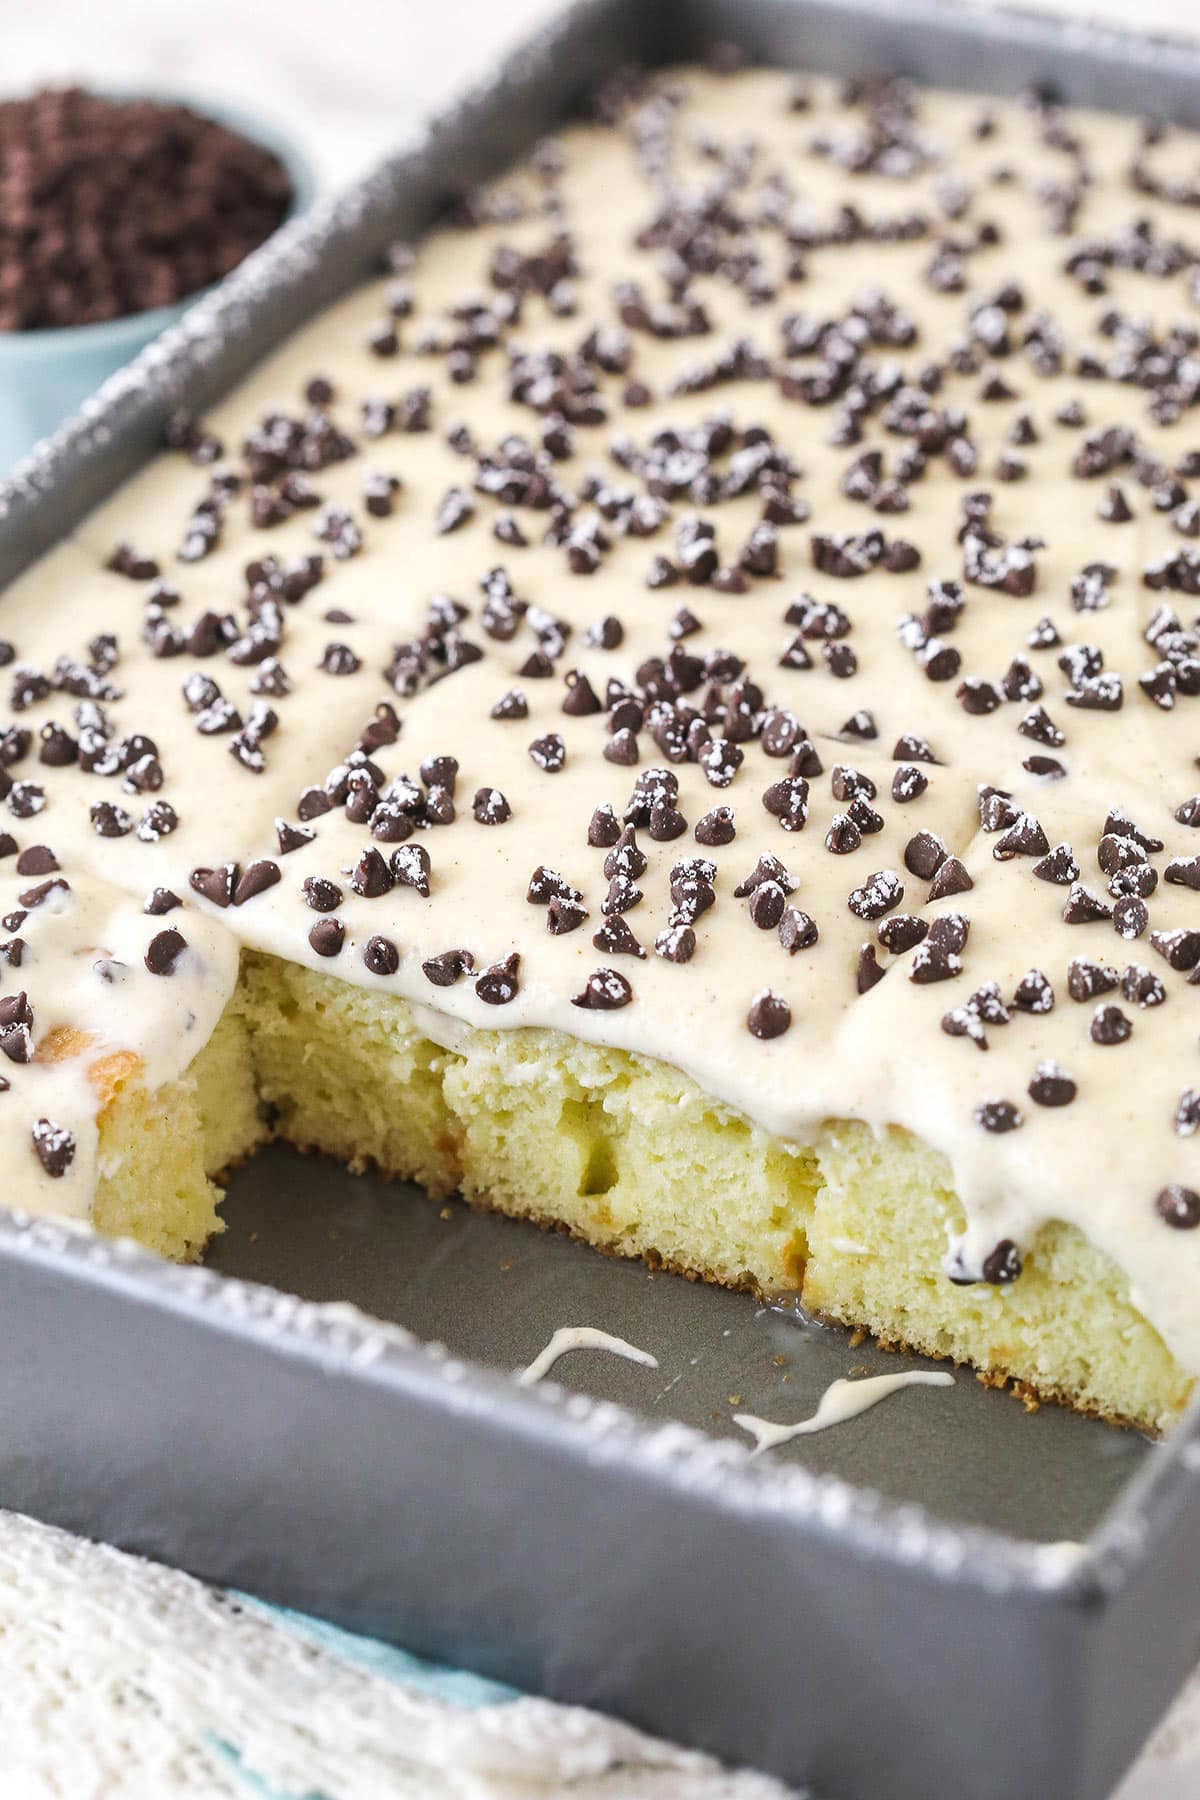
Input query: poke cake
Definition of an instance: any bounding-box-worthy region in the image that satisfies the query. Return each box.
[3,58,1200,1434]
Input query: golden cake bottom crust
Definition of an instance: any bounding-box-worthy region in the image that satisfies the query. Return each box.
[91,951,1190,1438]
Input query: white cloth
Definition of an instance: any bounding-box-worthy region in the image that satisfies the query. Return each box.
[1,1,1199,1793]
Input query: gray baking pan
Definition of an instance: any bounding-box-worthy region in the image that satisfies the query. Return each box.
[2,4,1200,1796]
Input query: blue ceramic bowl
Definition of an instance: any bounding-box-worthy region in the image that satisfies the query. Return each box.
[0,100,314,472]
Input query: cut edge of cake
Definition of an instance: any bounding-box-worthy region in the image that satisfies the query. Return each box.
[217,952,1189,1436]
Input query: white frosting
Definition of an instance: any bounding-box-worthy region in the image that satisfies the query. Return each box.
[516,1325,659,1386]
[734,1370,956,1455]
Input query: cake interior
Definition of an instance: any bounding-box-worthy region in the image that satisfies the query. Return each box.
[93,953,1192,1435]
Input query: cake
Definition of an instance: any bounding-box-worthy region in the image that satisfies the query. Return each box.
[3,60,1200,1434]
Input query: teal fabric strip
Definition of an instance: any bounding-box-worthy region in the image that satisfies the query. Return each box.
[209,1737,324,1800]
[232,1592,521,1709]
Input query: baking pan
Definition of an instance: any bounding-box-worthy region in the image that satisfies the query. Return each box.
[1,3,1200,1796]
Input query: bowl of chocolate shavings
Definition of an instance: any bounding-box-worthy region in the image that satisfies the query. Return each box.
[0,85,313,469]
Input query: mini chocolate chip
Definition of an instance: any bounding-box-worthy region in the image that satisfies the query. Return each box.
[572,967,633,1010]
[390,843,431,895]
[1067,956,1118,1001]
[847,869,904,921]
[31,1118,75,1178]
[1062,882,1111,925]
[592,915,645,959]
[904,831,947,879]
[982,1240,1022,1285]
[302,876,342,913]
[655,923,696,963]
[975,1098,1022,1133]
[1176,1087,1200,1136]
[473,786,512,825]
[475,952,520,1005]
[1090,1003,1132,1044]
[1166,855,1200,890]
[763,776,809,831]
[604,827,646,881]
[1156,1185,1200,1229]
[308,917,345,958]
[604,729,639,765]
[145,888,181,916]
[90,801,134,838]
[527,865,581,905]
[363,934,400,976]
[1113,896,1148,940]
[233,860,280,906]
[993,813,1050,860]
[825,813,861,855]
[15,845,57,876]
[928,856,973,900]
[189,863,238,908]
[878,914,927,954]
[1028,1061,1076,1106]
[529,733,566,773]
[774,907,816,954]
[695,807,736,846]
[423,948,474,986]
[1151,927,1200,971]
[648,805,687,841]
[1121,963,1165,1008]
[277,821,317,858]
[733,855,794,899]
[562,670,602,716]
[145,928,187,976]
[747,989,791,1039]
[891,765,928,803]
[491,688,529,720]
[351,847,395,899]
[748,881,786,930]
[857,944,886,992]
[587,803,621,848]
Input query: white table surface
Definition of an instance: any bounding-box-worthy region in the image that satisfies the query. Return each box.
[1,2,1200,1795]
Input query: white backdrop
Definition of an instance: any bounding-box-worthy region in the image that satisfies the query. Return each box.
[0,0,1194,188]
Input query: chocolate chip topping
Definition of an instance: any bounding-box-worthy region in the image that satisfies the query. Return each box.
[308,917,345,958]
[145,928,187,976]
[189,863,238,909]
[233,860,281,906]
[31,1117,75,1178]
[1156,1185,1200,1229]
[975,1098,1023,1133]
[475,952,521,1005]
[1029,1060,1076,1106]
[363,934,401,977]
[422,948,475,987]
[572,967,634,1009]
[1090,1003,1132,1045]
[747,989,791,1039]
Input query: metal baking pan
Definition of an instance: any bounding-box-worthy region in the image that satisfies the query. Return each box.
[2,3,1200,1795]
